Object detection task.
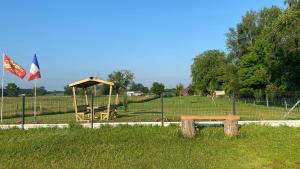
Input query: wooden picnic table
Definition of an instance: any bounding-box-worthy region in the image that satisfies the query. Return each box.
[86,106,106,119]
[87,106,106,111]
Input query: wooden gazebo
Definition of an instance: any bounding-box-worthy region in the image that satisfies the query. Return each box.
[68,77,114,121]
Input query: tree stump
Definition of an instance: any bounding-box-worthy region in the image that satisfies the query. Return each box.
[224,120,239,136]
[181,119,195,138]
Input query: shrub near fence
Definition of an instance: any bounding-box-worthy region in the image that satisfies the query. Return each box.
[0,92,300,124]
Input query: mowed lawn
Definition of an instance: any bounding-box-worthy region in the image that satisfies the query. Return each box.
[2,96,300,124]
[0,125,300,169]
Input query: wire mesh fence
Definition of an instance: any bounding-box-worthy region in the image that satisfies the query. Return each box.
[1,92,300,124]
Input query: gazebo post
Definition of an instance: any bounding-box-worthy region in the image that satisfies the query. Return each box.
[72,87,78,121]
[107,85,113,120]
[115,94,119,105]
[84,88,89,106]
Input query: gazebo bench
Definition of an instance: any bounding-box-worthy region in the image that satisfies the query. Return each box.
[76,105,89,121]
[100,104,118,120]
[181,115,240,138]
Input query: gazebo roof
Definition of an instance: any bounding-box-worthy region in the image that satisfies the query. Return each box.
[68,77,114,88]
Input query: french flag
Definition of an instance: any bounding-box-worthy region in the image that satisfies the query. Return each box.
[28,54,41,81]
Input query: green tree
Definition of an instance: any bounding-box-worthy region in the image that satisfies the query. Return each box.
[64,85,72,95]
[129,82,149,93]
[226,11,259,62]
[258,6,282,29]
[187,84,195,95]
[191,50,228,95]
[150,82,165,96]
[97,84,111,95]
[35,86,47,96]
[226,7,281,64]
[175,83,184,96]
[108,70,134,105]
[108,70,134,95]
[225,5,283,94]
[5,83,20,97]
[268,8,300,91]
[221,63,239,94]
[285,0,300,8]
[237,11,259,54]
[238,36,271,93]
[226,27,239,62]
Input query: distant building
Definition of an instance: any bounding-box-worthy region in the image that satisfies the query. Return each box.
[180,88,190,96]
[127,91,144,96]
[214,90,226,97]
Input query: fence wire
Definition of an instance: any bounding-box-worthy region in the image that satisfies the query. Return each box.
[1,92,300,124]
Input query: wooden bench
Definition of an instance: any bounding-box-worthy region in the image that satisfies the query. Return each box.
[76,105,89,121]
[100,104,118,120]
[181,115,240,138]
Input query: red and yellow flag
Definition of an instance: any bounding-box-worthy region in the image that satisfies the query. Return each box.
[3,54,26,79]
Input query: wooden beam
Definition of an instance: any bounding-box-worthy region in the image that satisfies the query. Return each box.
[107,85,113,120]
[181,115,240,121]
[68,77,114,88]
[84,89,89,106]
[115,93,119,105]
[72,87,78,120]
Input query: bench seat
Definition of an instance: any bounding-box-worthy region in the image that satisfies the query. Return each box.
[181,115,240,138]
[181,115,240,121]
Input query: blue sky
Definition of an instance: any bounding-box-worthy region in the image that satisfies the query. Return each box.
[0,0,285,91]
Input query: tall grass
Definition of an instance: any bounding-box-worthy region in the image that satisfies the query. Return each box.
[0,125,300,169]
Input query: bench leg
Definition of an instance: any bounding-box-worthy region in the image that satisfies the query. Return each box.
[181,119,195,138]
[76,113,84,122]
[224,120,239,136]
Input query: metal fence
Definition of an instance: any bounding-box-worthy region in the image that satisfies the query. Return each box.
[1,92,300,124]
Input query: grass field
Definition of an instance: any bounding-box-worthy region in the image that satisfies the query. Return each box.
[1,95,300,124]
[0,125,300,169]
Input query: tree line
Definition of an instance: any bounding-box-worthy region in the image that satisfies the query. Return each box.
[1,83,48,97]
[191,0,300,97]
[64,70,164,96]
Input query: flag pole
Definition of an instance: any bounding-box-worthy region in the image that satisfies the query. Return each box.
[1,53,5,123]
[34,79,37,121]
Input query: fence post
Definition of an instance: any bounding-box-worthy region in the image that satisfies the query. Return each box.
[39,103,42,114]
[16,104,19,117]
[58,102,60,113]
[161,93,164,126]
[21,94,25,129]
[123,94,128,112]
[232,92,236,115]
[91,94,94,129]
[285,99,288,110]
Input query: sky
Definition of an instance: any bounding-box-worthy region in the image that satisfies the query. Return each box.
[0,0,285,91]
